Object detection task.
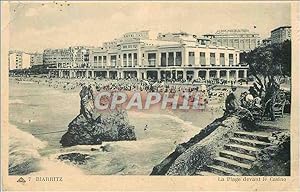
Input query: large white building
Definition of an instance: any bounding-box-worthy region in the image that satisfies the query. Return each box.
[43,46,92,69]
[50,31,248,81]
[203,29,260,52]
[30,53,43,66]
[270,26,291,44]
[9,51,31,70]
[43,48,72,69]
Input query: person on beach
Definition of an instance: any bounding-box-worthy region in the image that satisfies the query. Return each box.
[224,85,240,114]
[144,124,148,131]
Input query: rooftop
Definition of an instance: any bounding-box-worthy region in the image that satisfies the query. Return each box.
[271,26,291,33]
[215,29,257,35]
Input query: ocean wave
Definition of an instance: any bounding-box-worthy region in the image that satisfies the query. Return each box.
[9,124,83,176]
[27,157,84,176]
[9,124,47,175]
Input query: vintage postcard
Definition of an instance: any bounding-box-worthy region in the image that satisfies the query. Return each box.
[1,1,299,191]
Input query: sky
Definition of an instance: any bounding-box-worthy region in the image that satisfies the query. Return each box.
[7,1,291,53]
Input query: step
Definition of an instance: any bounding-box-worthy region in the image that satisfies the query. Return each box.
[230,137,272,148]
[234,131,270,142]
[194,171,219,176]
[208,165,242,176]
[219,150,256,164]
[214,157,252,170]
[224,143,260,156]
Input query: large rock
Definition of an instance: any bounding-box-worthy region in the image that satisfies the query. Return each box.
[60,85,136,147]
[58,153,91,165]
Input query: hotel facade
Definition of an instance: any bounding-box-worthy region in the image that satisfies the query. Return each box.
[270,26,291,44]
[49,31,248,81]
[9,51,31,70]
[30,53,44,66]
[203,29,260,52]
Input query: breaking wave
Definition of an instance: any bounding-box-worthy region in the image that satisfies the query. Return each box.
[9,124,47,175]
[9,124,84,176]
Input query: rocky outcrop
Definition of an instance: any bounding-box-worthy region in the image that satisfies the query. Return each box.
[60,85,136,147]
[58,153,92,165]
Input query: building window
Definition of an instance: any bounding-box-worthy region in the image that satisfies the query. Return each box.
[94,56,97,63]
[111,55,117,67]
[188,52,195,66]
[200,52,206,66]
[133,53,137,66]
[128,53,132,67]
[103,56,107,63]
[220,53,225,66]
[175,52,182,66]
[161,53,166,67]
[123,54,127,66]
[229,54,234,65]
[148,53,156,66]
[168,52,174,66]
[210,53,216,66]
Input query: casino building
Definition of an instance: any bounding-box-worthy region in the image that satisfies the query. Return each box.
[49,31,248,81]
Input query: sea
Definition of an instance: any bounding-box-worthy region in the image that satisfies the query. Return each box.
[8,79,222,175]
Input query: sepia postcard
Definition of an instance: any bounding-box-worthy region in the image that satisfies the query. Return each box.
[1,1,299,191]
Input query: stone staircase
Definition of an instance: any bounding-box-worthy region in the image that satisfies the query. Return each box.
[195,131,273,176]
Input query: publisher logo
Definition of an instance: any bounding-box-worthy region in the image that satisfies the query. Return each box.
[17,177,26,183]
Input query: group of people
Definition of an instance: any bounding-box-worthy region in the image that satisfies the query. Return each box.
[225,84,264,118]
[12,76,233,112]
[240,87,261,109]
